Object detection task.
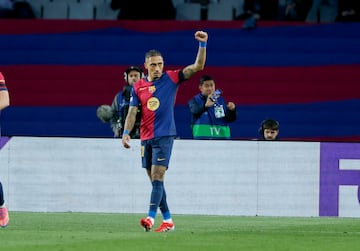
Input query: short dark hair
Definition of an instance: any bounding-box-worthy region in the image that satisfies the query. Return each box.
[145,49,162,60]
[261,119,280,131]
[124,65,143,83]
[199,75,214,86]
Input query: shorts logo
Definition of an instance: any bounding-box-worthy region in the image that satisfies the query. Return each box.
[157,158,166,161]
[147,97,160,111]
[141,146,144,157]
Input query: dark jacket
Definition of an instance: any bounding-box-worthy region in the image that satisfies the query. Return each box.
[188,93,237,139]
[110,85,141,138]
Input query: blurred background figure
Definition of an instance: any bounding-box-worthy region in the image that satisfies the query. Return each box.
[0,0,13,18]
[259,118,280,141]
[281,0,313,21]
[306,0,338,23]
[0,0,35,19]
[336,0,360,22]
[236,0,279,29]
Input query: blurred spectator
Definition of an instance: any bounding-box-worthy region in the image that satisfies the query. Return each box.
[236,0,279,20]
[236,0,279,29]
[0,0,35,19]
[282,0,313,21]
[306,0,338,22]
[13,1,35,18]
[172,0,185,8]
[0,0,13,18]
[336,0,360,22]
[111,0,176,20]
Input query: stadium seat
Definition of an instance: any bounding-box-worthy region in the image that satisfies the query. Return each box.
[176,3,202,20]
[68,2,94,19]
[94,2,118,20]
[227,0,245,18]
[51,0,79,3]
[306,2,338,23]
[26,0,50,18]
[172,0,186,8]
[42,2,68,19]
[28,2,43,18]
[80,0,106,4]
[28,0,51,3]
[207,2,234,20]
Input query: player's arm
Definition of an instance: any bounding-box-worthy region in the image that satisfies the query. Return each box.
[123,105,138,133]
[121,105,138,148]
[182,31,208,80]
[0,90,10,111]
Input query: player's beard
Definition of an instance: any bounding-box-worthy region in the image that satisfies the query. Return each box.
[152,71,161,80]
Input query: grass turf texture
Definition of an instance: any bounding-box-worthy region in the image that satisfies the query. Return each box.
[1,212,360,251]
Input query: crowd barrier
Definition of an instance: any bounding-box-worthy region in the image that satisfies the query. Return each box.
[0,136,359,217]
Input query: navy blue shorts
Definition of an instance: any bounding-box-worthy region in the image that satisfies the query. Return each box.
[141,136,174,170]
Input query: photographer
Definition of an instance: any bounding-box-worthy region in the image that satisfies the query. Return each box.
[97,66,143,138]
[188,75,237,139]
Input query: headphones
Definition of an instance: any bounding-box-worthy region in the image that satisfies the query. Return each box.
[123,66,144,83]
[258,119,280,135]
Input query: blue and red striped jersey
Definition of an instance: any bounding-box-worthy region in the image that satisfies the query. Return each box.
[0,72,8,91]
[131,69,182,140]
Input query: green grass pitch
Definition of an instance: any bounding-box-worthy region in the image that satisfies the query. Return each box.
[1,212,360,251]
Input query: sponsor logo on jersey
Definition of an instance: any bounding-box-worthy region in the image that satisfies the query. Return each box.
[147,97,160,111]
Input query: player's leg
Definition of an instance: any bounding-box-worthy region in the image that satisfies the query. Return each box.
[0,182,9,228]
[159,188,170,220]
[140,164,166,231]
[155,187,175,232]
[139,140,155,231]
[152,137,175,232]
[140,137,175,232]
[147,164,166,220]
[0,182,4,207]
[140,139,167,231]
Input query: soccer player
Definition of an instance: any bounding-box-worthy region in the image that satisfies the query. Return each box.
[121,30,208,232]
[0,72,10,228]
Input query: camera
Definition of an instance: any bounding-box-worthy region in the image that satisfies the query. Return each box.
[210,89,222,102]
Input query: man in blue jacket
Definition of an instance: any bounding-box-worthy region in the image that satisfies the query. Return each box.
[97,66,143,138]
[188,75,237,139]
[110,66,143,138]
